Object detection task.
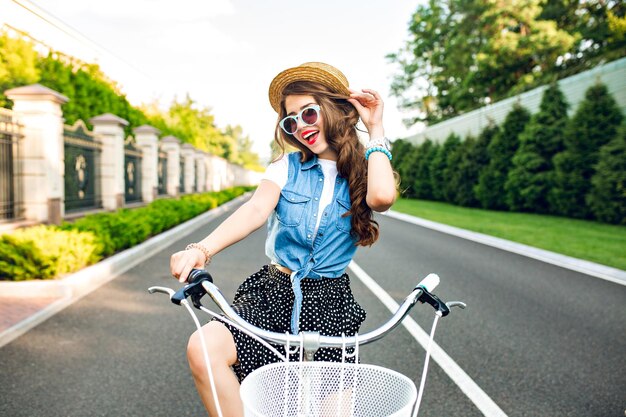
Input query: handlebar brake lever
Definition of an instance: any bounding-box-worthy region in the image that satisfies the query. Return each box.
[171,269,214,309]
[446,301,467,309]
[416,287,451,317]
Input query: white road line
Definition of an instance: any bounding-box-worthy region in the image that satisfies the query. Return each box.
[349,260,508,417]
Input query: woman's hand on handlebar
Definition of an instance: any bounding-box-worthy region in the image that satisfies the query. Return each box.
[170,248,206,283]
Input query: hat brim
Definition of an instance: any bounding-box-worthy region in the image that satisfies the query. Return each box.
[268,65,351,113]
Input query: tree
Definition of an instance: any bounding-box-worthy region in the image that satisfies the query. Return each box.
[397,143,421,198]
[223,124,263,171]
[434,133,462,202]
[0,30,40,108]
[541,0,626,72]
[388,0,575,124]
[476,104,531,209]
[505,83,569,212]
[391,139,417,196]
[587,124,626,224]
[451,124,497,207]
[390,139,414,175]
[2,28,260,166]
[412,139,437,199]
[549,83,623,218]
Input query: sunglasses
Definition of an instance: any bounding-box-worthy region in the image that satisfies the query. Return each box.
[279,105,321,135]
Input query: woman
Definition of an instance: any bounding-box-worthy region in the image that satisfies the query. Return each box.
[170,62,396,416]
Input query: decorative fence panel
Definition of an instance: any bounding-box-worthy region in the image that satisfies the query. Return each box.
[157,150,167,196]
[0,108,23,221]
[124,137,142,203]
[63,120,102,213]
[179,160,185,194]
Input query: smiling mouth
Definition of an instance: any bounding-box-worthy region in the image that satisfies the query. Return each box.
[302,130,319,145]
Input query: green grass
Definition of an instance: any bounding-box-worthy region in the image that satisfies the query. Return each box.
[391,198,626,271]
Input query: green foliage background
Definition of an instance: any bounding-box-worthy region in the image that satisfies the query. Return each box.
[0,29,263,171]
[0,187,253,281]
[392,82,625,225]
[389,0,625,125]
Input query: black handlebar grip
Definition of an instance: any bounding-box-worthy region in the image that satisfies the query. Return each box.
[187,269,213,284]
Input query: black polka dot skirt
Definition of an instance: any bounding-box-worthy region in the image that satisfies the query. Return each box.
[216,264,367,382]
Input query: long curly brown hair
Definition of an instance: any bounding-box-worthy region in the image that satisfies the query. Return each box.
[273,81,379,247]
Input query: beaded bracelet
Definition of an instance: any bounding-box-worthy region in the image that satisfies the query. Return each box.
[185,243,212,265]
[365,146,393,161]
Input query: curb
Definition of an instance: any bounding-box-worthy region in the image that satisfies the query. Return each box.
[0,193,251,348]
[385,210,626,286]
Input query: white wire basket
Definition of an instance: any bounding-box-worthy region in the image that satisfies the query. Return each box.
[240,361,417,417]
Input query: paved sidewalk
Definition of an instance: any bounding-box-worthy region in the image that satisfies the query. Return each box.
[0,295,63,334]
[0,194,250,348]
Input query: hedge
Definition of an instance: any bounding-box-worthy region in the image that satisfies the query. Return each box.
[0,186,254,281]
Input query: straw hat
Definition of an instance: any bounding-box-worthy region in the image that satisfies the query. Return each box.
[268,62,350,112]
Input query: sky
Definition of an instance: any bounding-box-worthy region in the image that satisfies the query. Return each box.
[2,0,424,161]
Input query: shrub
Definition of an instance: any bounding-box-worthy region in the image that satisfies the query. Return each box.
[476,104,531,210]
[412,140,437,200]
[397,144,420,197]
[0,235,55,281]
[440,134,463,203]
[430,135,461,202]
[587,125,626,224]
[451,124,496,207]
[505,83,569,212]
[11,226,101,276]
[550,83,623,218]
[0,187,252,281]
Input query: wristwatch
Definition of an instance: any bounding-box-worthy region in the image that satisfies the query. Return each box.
[366,137,391,151]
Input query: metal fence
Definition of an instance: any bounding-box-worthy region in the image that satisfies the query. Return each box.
[0,108,23,221]
[124,137,142,203]
[63,120,102,212]
[179,160,185,194]
[157,150,167,196]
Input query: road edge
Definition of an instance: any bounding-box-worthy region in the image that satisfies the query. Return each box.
[0,193,251,348]
[385,210,626,286]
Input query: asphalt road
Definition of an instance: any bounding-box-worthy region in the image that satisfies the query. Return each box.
[1,203,624,416]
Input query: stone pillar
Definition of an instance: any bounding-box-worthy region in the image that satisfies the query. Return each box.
[134,125,160,203]
[160,136,181,196]
[5,84,68,224]
[226,161,235,188]
[203,154,213,191]
[209,155,227,191]
[180,143,196,194]
[195,150,206,192]
[90,113,128,210]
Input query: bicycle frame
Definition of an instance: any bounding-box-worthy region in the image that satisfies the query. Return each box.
[149,269,466,417]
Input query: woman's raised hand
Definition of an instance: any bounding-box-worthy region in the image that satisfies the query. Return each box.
[347,88,384,136]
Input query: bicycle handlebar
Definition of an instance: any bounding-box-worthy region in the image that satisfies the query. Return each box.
[149,269,465,349]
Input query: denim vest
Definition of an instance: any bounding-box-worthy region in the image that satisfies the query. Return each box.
[265,152,357,334]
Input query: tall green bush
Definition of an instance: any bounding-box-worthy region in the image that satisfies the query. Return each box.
[476,104,531,209]
[440,134,463,203]
[397,143,421,198]
[505,83,569,212]
[450,124,497,207]
[429,134,459,201]
[412,140,437,200]
[549,83,623,218]
[587,124,626,224]
[391,139,416,195]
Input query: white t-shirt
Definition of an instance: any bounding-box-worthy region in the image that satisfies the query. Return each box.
[263,155,338,237]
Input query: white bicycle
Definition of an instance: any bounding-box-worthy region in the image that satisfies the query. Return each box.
[149,269,465,417]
